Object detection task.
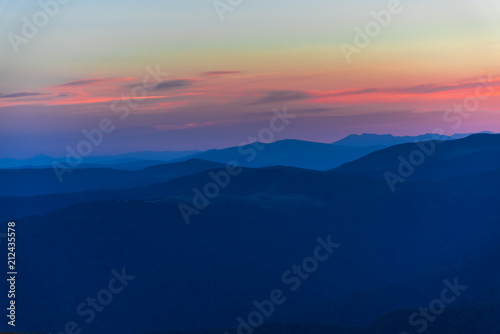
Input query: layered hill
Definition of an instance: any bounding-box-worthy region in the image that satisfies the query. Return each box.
[185,139,385,170]
[0,159,225,196]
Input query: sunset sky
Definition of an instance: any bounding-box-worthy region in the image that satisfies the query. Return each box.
[1,0,500,158]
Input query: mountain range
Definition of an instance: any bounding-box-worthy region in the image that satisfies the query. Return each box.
[333,131,495,147]
[0,150,199,169]
[2,132,493,171]
[2,133,500,334]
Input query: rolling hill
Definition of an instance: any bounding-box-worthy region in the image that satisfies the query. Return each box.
[5,158,500,333]
[0,159,225,196]
[185,139,385,170]
[3,134,500,333]
[333,133,500,181]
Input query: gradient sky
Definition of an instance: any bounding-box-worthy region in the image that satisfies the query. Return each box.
[0,0,499,158]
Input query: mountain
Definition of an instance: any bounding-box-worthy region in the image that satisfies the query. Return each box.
[149,322,365,334]
[333,131,494,147]
[6,152,500,333]
[0,150,199,169]
[4,133,500,227]
[148,301,500,334]
[186,139,385,170]
[8,159,173,171]
[4,134,500,333]
[0,159,224,197]
[102,150,200,161]
[332,133,500,183]
[0,154,56,168]
[11,134,493,172]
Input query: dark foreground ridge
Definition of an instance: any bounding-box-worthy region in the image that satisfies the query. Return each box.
[2,134,500,333]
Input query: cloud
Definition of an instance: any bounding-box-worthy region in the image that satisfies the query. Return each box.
[293,107,336,115]
[306,76,500,104]
[395,79,500,94]
[153,79,196,91]
[250,90,313,105]
[328,88,380,97]
[59,77,134,87]
[0,92,46,99]
[60,78,107,87]
[153,120,239,131]
[202,71,241,76]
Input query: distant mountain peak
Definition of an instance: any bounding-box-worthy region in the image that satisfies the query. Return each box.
[333,132,495,147]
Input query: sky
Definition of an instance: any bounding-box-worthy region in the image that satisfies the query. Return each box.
[0,0,499,158]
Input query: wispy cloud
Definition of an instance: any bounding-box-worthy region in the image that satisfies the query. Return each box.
[328,88,380,97]
[394,79,500,94]
[59,78,107,87]
[202,71,241,77]
[231,72,279,80]
[306,76,500,104]
[153,119,242,130]
[59,77,134,87]
[0,92,46,99]
[154,79,197,91]
[250,90,313,105]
